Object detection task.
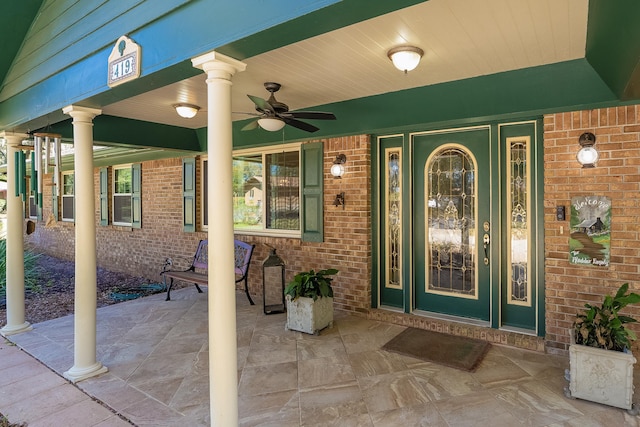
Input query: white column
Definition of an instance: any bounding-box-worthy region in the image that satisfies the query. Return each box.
[0,132,32,336]
[62,105,108,383]
[192,51,246,426]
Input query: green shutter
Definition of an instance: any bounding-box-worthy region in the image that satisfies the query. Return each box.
[52,181,58,220]
[182,157,196,233]
[99,167,108,226]
[301,141,324,242]
[20,151,26,201]
[131,163,142,229]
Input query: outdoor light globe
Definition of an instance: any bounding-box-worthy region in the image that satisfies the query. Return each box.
[387,46,424,72]
[577,146,599,168]
[174,104,200,119]
[330,163,345,178]
[258,118,285,131]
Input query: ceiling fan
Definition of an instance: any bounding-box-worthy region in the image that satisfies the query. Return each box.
[241,82,336,133]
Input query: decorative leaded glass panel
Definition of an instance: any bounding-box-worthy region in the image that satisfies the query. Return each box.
[508,138,530,305]
[425,146,476,297]
[385,149,402,289]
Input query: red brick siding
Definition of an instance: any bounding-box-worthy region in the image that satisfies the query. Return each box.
[544,106,640,354]
[27,136,371,316]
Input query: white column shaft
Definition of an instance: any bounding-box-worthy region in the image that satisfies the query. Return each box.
[1,133,31,336]
[192,51,246,427]
[62,106,107,382]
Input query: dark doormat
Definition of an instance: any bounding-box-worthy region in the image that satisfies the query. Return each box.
[382,327,491,372]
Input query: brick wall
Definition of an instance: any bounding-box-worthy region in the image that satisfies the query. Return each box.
[544,106,640,354]
[26,135,372,317]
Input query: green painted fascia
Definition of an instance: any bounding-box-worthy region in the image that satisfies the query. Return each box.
[586,0,640,100]
[42,115,201,151]
[231,59,618,148]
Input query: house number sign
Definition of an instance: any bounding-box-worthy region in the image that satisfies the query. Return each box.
[107,35,141,87]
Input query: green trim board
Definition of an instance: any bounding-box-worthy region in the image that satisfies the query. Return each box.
[232,59,619,149]
[0,1,43,90]
[586,0,640,100]
[46,116,202,152]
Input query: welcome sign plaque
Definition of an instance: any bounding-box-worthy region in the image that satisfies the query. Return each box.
[569,195,611,267]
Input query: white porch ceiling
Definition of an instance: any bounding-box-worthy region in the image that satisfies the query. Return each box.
[101,0,588,130]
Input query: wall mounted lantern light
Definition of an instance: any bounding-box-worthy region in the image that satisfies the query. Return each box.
[576,132,598,168]
[257,117,285,132]
[330,154,346,178]
[387,45,424,73]
[174,103,200,119]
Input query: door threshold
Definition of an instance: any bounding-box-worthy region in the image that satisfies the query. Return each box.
[413,309,491,328]
[379,305,404,313]
[500,325,537,336]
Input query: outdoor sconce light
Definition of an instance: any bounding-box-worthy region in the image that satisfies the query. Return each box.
[330,154,346,178]
[257,117,285,132]
[577,132,598,168]
[262,246,285,315]
[333,192,345,209]
[174,103,200,119]
[387,45,424,73]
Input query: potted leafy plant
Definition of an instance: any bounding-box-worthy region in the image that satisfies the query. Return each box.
[284,268,338,335]
[565,283,640,410]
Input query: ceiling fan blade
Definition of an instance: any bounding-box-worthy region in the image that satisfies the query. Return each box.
[241,119,260,131]
[282,116,319,133]
[286,111,336,120]
[247,94,275,114]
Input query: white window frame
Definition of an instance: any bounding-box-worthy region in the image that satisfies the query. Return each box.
[61,171,74,222]
[201,141,303,238]
[112,164,133,226]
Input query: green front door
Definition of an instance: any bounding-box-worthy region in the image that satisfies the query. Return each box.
[412,127,492,321]
[377,121,542,333]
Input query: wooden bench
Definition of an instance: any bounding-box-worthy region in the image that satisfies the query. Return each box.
[161,239,255,304]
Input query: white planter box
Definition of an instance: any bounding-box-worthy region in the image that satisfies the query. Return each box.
[567,334,636,410]
[285,295,333,335]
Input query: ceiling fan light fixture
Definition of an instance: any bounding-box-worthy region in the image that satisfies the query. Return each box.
[174,103,200,119]
[387,46,424,73]
[258,117,285,132]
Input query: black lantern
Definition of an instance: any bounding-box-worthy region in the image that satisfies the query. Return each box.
[262,246,286,315]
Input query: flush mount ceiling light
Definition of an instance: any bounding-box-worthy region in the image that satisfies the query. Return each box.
[174,103,200,119]
[257,117,285,132]
[387,45,424,73]
[576,132,599,168]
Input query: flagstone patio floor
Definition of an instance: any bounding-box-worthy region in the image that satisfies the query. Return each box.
[2,287,640,426]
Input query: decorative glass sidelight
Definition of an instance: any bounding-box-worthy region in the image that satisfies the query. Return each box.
[507,137,530,305]
[385,148,402,289]
[425,145,477,298]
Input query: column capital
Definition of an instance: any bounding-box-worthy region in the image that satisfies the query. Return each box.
[0,131,28,146]
[192,51,247,79]
[62,105,102,122]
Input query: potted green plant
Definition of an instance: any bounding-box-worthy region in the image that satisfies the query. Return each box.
[284,268,338,335]
[565,283,640,410]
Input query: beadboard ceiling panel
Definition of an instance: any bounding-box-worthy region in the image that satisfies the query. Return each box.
[102,0,588,130]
